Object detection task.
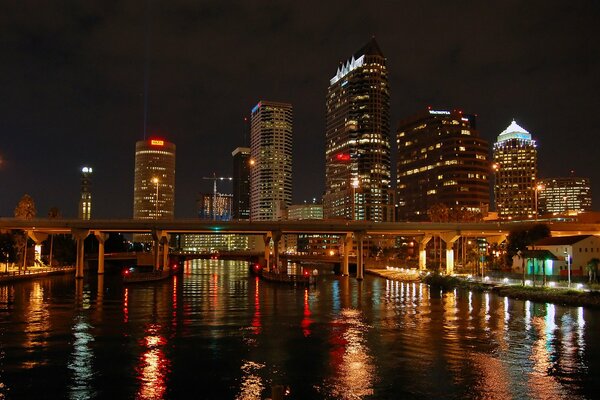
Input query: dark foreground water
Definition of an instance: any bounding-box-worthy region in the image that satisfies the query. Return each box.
[0,259,599,399]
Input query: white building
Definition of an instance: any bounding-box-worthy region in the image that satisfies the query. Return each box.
[514,235,600,277]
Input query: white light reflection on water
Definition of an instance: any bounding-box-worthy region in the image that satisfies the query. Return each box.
[68,315,95,400]
[323,308,375,399]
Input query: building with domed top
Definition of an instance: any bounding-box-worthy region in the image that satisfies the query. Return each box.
[493,120,537,220]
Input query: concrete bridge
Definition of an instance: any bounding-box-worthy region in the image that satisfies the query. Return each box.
[1,218,598,280]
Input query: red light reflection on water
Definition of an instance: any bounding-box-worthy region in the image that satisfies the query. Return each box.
[251,277,261,335]
[123,288,129,323]
[136,324,169,400]
[301,288,312,337]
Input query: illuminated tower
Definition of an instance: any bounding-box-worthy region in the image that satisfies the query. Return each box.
[250,101,293,221]
[493,120,537,220]
[396,109,490,221]
[133,138,176,223]
[78,166,93,220]
[324,38,392,221]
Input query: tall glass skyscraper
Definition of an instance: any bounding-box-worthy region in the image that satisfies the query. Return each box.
[324,38,392,222]
[132,138,176,222]
[232,146,251,220]
[493,120,537,220]
[250,101,293,221]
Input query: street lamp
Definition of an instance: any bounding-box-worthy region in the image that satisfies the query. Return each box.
[351,177,360,220]
[564,250,571,288]
[152,177,159,219]
[534,183,544,221]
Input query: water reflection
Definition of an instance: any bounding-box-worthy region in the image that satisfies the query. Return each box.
[136,323,169,400]
[325,308,375,399]
[23,282,50,368]
[236,360,265,400]
[68,315,95,400]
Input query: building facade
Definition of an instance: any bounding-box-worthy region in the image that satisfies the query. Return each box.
[250,101,293,221]
[493,120,537,220]
[197,192,233,221]
[78,166,92,220]
[323,38,392,222]
[232,147,251,220]
[396,109,490,221]
[287,203,324,220]
[133,138,176,222]
[538,177,592,215]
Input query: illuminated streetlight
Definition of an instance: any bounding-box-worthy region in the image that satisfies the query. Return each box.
[534,183,544,221]
[152,177,159,219]
[564,250,571,288]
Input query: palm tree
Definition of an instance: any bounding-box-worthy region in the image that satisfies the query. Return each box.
[14,194,37,271]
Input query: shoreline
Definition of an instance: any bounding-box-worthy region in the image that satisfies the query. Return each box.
[367,268,600,309]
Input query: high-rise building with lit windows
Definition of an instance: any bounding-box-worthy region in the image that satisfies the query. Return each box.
[197,192,233,221]
[396,108,490,221]
[538,176,592,215]
[493,120,537,220]
[324,38,392,222]
[132,138,176,223]
[250,101,292,221]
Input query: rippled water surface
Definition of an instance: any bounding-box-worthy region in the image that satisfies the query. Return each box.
[0,259,599,399]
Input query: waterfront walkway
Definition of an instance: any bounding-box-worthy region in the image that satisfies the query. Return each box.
[0,265,75,282]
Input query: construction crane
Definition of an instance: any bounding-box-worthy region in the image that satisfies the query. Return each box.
[202,173,233,220]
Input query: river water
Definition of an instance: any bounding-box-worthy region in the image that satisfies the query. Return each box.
[0,259,598,399]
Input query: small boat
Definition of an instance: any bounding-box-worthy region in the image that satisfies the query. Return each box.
[123,266,173,284]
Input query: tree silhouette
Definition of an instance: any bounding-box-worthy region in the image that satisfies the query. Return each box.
[13,194,37,270]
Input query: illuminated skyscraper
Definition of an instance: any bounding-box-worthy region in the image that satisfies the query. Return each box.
[493,120,537,220]
[324,38,392,221]
[133,138,176,224]
[78,166,92,220]
[538,176,592,215]
[232,146,251,220]
[250,101,292,221]
[396,109,490,221]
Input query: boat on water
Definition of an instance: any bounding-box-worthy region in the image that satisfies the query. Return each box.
[123,263,182,284]
[250,263,316,286]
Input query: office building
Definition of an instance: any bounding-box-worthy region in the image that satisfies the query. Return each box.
[538,176,592,215]
[132,138,176,242]
[250,101,293,221]
[287,203,324,220]
[493,120,537,220]
[78,166,92,220]
[324,38,392,222]
[396,109,490,221]
[232,147,251,220]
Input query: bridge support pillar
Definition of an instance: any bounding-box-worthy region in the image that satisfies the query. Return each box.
[355,232,365,281]
[417,235,432,271]
[152,230,168,271]
[439,232,460,275]
[162,236,170,271]
[341,233,352,276]
[272,231,282,273]
[72,229,90,279]
[485,234,507,246]
[263,234,271,272]
[94,231,107,274]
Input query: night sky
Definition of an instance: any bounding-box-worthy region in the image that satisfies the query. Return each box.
[1,1,599,219]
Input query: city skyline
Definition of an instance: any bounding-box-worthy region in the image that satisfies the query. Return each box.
[1,1,599,218]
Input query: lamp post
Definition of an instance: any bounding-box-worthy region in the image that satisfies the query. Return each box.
[152,177,159,220]
[351,177,359,220]
[564,250,571,288]
[534,183,543,221]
